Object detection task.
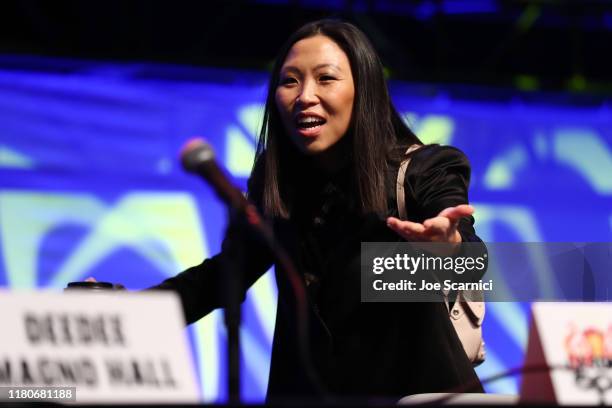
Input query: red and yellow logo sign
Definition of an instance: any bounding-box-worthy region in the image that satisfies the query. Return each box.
[565,324,612,368]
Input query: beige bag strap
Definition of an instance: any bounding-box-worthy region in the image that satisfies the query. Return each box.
[396,144,422,220]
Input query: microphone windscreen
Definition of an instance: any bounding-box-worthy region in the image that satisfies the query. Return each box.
[180,137,215,173]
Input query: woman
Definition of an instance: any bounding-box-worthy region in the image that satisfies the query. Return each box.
[154,19,483,401]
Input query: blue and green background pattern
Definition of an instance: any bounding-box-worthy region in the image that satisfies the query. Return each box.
[0,56,610,401]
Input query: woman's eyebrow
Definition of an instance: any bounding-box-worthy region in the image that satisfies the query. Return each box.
[281,63,342,74]
[313,63,341,71]
[280,65,300,74]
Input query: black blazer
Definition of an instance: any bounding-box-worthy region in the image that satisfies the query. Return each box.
[152,144,484,401]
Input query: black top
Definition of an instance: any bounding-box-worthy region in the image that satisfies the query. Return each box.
[152,144,484,401]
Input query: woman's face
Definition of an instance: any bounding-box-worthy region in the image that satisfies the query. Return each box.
[275,35,355,155]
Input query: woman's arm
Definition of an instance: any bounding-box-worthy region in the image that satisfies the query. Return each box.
[386,144,479,243]
[151,216,274,325]
[386,145,486,283]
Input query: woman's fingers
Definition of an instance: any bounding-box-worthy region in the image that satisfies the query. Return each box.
[422,217,461,243]
[389,213,464,243]
[386,217,425,238]
[436,204,474,222]
[387,204,473,242]
[388,216,451,238]
[422,216,451,232]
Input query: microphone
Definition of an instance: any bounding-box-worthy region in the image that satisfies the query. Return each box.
[180,138,251,213]
[180,137,265,230]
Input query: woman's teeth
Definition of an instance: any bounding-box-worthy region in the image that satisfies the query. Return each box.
[297,117,326,129]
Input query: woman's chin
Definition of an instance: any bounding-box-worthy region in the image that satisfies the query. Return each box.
[290,131,348,157]
[299,141,330,155]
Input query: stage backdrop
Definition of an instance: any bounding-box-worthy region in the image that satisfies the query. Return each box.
[0,55,610,401]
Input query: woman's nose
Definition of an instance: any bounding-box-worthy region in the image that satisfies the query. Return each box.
[296,81,318,106]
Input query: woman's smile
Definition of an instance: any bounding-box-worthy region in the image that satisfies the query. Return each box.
[294,112,327,138]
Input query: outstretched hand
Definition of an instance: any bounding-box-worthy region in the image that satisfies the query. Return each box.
[386,204,474,243]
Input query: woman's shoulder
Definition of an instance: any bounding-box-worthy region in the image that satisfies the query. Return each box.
[409,144,470,170]
[394,144,472,220]
[401,144,471,186]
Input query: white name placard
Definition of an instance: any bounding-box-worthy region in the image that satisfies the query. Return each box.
[521,302,612,405]
[0,290,200,404]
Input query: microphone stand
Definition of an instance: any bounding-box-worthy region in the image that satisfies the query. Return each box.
[221,208,244,404]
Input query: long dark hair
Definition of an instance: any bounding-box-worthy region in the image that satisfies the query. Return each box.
[252,19,421,218]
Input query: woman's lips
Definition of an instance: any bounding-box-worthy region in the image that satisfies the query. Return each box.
[294,112,326,138]
[296,123,324,138]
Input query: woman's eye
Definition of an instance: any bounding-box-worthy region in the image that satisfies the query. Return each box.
[319,75,336,82]
[280,77,297,85]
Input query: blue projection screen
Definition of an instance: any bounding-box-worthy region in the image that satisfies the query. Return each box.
[0,56,610,401]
